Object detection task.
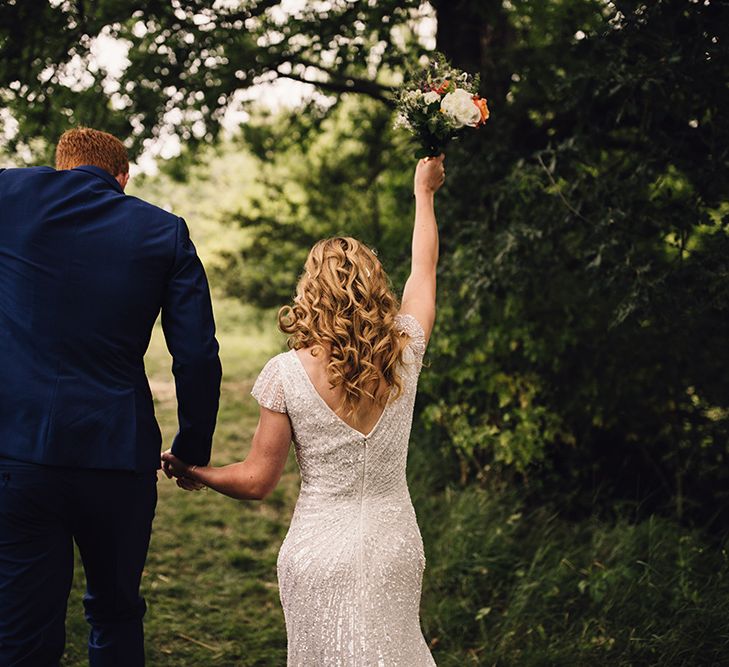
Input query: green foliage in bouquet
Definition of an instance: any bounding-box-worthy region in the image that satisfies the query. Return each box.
[396,54,485,159]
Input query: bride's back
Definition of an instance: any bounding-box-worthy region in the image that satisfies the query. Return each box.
[294,346,391,436]
[277,237,410,421]
[252,313,426,500]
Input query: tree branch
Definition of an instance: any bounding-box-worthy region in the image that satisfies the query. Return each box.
[275,68,395,106]
[290,55,396,96]
[536,153,592,225]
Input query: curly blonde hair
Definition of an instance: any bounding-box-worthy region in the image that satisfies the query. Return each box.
[278,237,408,420]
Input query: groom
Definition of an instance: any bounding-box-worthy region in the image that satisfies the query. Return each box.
[0,127,221,665]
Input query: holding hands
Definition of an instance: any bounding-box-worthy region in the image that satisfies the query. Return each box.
[160,402,291,501]
[161,450,205,491]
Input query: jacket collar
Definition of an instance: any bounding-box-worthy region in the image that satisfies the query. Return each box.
[72,165,124,194]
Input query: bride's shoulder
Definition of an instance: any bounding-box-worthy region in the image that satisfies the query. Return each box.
[259,350,294,373]
[394,313,427,359]
[251,351,293,413]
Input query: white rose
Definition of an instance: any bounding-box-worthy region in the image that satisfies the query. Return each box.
[440,88,481,128]
[423,91,440,105]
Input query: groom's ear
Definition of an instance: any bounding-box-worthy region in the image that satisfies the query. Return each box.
[116,172,130,191]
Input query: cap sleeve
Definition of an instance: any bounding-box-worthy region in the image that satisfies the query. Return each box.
[251,355,287,413]
[394,313,427,361]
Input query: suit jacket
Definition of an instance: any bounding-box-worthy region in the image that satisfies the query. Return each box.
[0,165,222,471]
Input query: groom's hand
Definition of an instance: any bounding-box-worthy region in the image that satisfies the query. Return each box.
[161,449,205,491]
[161,449,175,479]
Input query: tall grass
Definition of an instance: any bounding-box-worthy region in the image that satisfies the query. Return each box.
[410,438,729,666]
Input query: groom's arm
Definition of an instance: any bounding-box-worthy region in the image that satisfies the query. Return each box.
[161,217,222,467]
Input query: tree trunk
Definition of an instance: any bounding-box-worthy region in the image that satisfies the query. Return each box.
[432,0,513,101]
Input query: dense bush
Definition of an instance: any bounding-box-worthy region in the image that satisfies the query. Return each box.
[419,0,729,525]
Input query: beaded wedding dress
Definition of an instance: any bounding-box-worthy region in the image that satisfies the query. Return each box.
[251,314,436,666]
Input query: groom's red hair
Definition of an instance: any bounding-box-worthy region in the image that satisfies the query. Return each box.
[55,127,129,176]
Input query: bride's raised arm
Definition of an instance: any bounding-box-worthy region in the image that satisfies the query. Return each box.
[399,155,446,344]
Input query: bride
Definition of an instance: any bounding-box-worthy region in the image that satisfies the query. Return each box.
[163,155,445,665]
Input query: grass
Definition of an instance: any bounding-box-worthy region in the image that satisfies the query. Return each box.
[410,439,729,666]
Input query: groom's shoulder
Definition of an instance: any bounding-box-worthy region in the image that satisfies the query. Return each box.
[0,166,54,174]
[122,193,183,227]
[0,167,56,198]
[0,165,55,183]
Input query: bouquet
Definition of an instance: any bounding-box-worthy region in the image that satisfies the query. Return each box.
[395,54,489,158]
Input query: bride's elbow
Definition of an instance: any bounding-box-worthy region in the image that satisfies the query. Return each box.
[240,479,275,501]
[255,482,277,500]
[245,488,266,501]
[229,464,280,500]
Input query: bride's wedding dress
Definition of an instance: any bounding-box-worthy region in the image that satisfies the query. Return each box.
[251,314,436,666]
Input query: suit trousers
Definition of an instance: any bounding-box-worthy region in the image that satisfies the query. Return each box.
[0,460,157,666]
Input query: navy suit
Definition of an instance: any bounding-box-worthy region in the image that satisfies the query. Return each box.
[0,165,222,665]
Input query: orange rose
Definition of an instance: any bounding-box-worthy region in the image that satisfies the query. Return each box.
[433,80,450,95]
[473,96,490,125]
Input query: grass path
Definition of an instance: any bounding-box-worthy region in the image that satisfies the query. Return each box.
[62,322,296,666]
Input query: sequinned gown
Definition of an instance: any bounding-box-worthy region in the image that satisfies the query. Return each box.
[251,314,435,666]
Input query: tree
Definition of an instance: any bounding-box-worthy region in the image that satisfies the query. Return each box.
[0,0,430,160]
[420,0,729,525]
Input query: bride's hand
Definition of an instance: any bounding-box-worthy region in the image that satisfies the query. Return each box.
[414,154,445,196]
[175,477,204,491]
[161,450,205,491]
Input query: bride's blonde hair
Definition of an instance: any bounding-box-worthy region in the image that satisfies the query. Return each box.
[278,237,407,419]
